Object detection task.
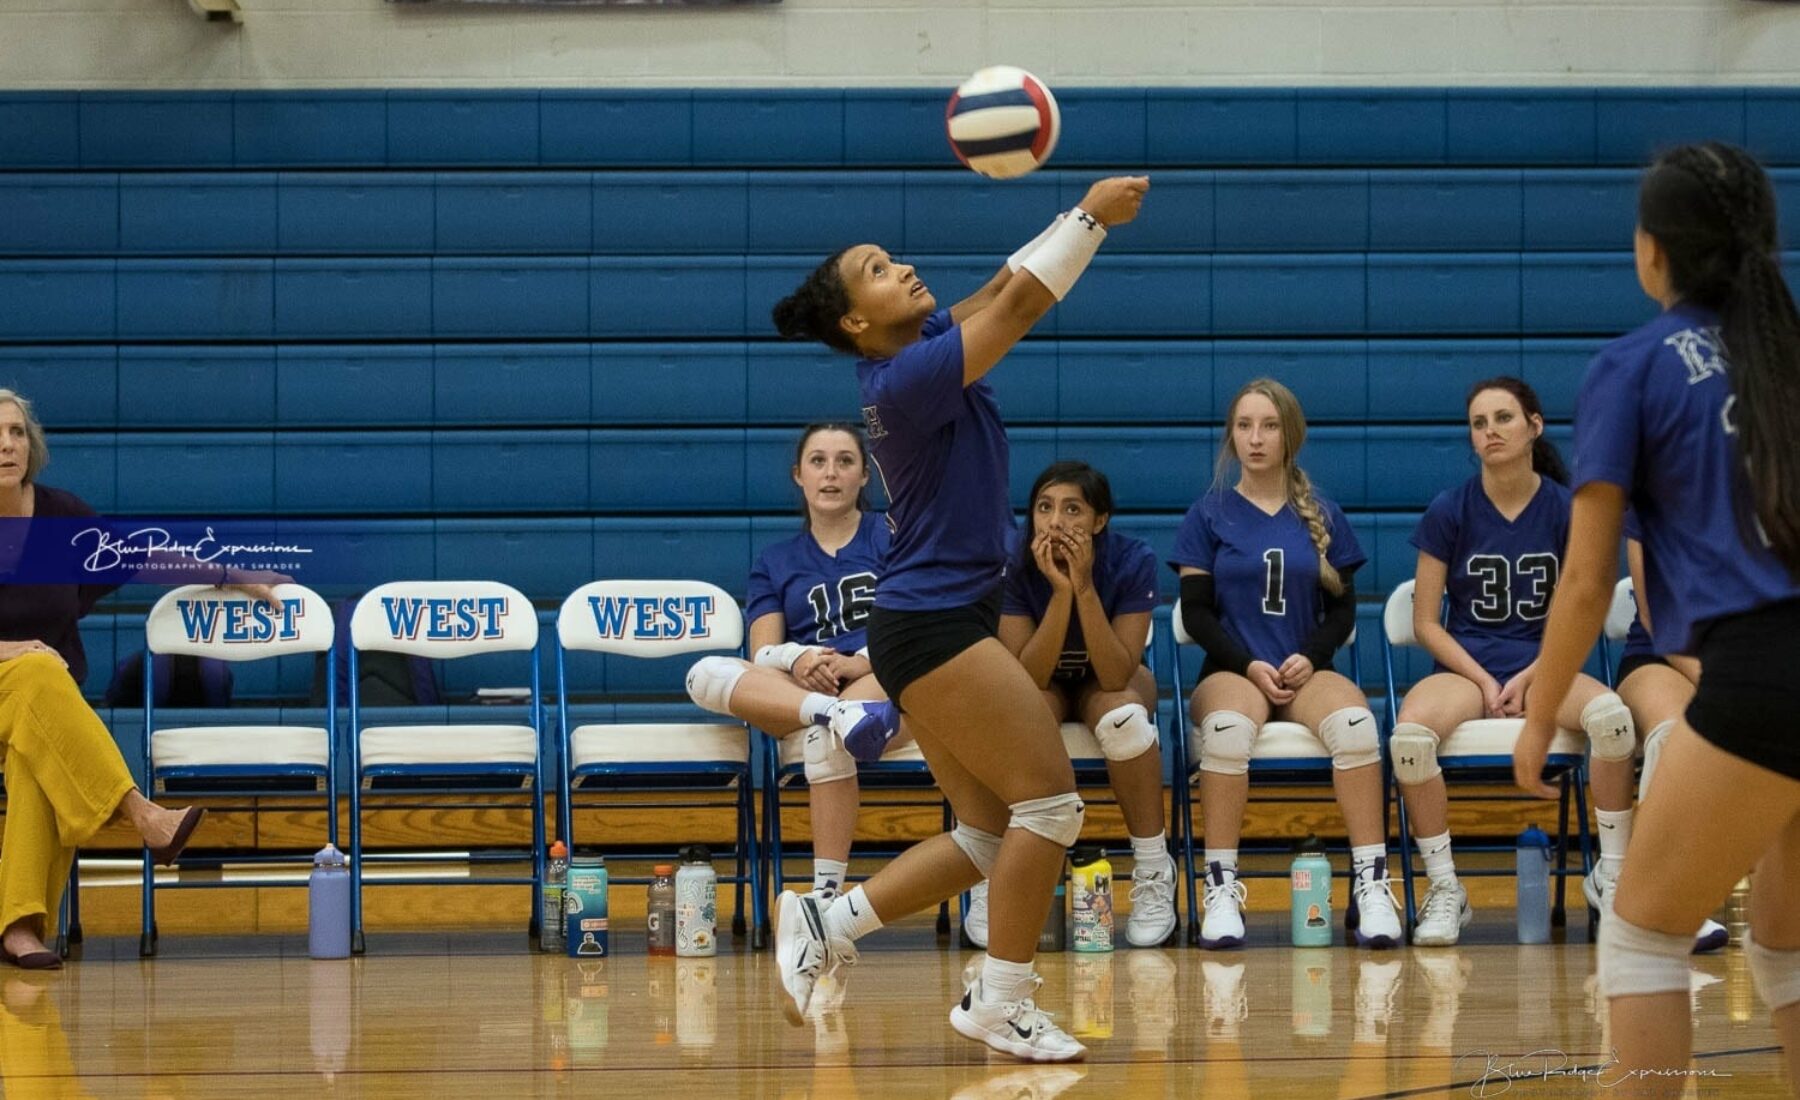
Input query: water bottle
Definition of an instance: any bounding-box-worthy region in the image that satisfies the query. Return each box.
[308,844,351,959]
[541,841,568,954]
[1290,835,1333,947]
[1070,845,1114,953]
[1516,824,1552,944]
[647,863,677,957]
[674,845,718,957]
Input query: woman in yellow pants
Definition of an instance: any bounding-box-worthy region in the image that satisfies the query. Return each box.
[1,390,266,969]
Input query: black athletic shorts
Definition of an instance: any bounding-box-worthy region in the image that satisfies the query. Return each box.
[1615,651,1670,687]
[867,587,1002,712]
[1687,598,1800,779]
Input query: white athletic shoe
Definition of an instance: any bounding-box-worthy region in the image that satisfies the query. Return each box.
[963,880,990,949]
[1350,858,1403,949]
[1199,862,1247,950]
[1202,960,1248,1041]
[1584,858,1620,919]
[1411,878,1472,947]
[1126,859,1178,947]
[950,971,1087,1063]
[1354,960,1404,1042]
[774,890,857,1025]
[1693,918,1729,954]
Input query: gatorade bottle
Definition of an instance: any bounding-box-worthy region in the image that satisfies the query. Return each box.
[1290,835,1333,947]
[1516,824,1552,944]
[541,841,568,954]
[647,864,677,956]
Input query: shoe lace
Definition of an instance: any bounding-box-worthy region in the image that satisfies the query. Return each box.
[826,934,861,970]
[1130,871,1176,914]
[1354,869,1398,911]
[1419,881,1462,925]
[1203,875,1247,914]
[998,976,1071,1040]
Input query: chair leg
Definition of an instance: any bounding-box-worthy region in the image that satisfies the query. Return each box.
[1393,774,1418,929]
[65,856,82,951]
[1179,772,1202,946]
[139,846,157,957]
[1554,771,1572,928]
[734,778,750,940]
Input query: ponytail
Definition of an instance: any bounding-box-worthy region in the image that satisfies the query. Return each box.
[772,247,857,354]
[1287,465,1343,597]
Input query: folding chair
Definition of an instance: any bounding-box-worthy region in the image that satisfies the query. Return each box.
[348,581,544,954]
[1380,579,1592,931]
[555,581,764,948]
[1170,598,1366,945]
[139,583,336,956]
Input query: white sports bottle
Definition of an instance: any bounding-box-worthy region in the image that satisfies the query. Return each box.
[675,844,718,957]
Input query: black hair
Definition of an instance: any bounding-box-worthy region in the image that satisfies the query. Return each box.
[1027,460,1115,520]
[793,421,871,528]
[772,247,857,354]
[1640,142,1800,574]
[1465,376,1570,485]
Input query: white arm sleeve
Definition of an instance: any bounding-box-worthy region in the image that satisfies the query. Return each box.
[1018,207,1106,301]
[1006,213,1066,274]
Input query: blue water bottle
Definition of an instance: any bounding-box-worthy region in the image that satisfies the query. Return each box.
[1290,835,1334,947]
[309,844,351,959]
[1515,824,1552,944]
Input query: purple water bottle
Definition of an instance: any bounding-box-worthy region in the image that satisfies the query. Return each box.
[309,844,351,959]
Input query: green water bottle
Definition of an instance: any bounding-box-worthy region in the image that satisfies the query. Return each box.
[1290,835,1333,947]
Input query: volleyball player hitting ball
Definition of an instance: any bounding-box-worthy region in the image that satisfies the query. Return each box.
[769,174,1148,1063]
[1514,142,1800,1091]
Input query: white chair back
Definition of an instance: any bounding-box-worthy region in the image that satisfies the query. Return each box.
[145,584,334,661]
[351,581,538,657]
[1384,580,1417,648]
[1604,578,1638,643]
[558,580,743,656]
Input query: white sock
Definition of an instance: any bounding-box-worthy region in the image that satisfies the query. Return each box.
[1417,832,1456,886]
[1131,834,1170,871]
[1204,849,1238,875]
[977,954,1036,1006]
[1597,808,1634,863]
[799,692,836,729]
[1352,843,1387,881]
[812,859,847,899]
[821,885,883,944]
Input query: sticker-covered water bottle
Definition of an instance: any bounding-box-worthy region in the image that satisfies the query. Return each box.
[675,845,718,957]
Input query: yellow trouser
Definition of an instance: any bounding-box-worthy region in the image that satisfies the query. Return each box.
[0,653,135,935]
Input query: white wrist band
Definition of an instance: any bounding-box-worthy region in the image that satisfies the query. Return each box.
[1019,207,1106,301]
[1006,213,1066,274]
[755,642,819,671]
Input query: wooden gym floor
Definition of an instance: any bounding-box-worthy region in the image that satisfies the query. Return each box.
[0,856,1787,1099]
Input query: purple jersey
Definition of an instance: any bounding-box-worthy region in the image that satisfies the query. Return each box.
[858,308,1014,610]
[1410,474,1571,682]
[1002,529,1161,681]
[1620,511,1656,660]
[1574,303,1800,654]
[745,511,890,654]
[1168,489,1366,666]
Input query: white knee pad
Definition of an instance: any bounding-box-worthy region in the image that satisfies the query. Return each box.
[1008,792,1086,847]
[1746,933,1800,1011]
[1197,710,1255,776]
[1093,703,1158,762]
[801,725,856,785]
[1582,691,1637,762]
[1389,721,1442,785]
[1598,912,1694,998]
[950,822,1004,877]
[685,655,747,716]
[1637,719,1674,804]
[1320,706,1381,771]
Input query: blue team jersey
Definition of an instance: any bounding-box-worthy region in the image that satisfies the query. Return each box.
[1574,302,1800,654]
[858,308,1015,611]
[1001,529,1161,680]
[1410,474,1571,682]
[745,511,890,654]
[1168,489,1367,666]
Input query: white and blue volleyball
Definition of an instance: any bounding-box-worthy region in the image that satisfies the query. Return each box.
[946,66,1061,180]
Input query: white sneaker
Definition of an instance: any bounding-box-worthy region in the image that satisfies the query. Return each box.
[1199,862,1247,950]
[1202,960,1248,1041]
[774,890,857,1025]
[950,971,1087,1063]
[1350,858,1402,949]
[1126,859,1178,947]
[1584,859,1620,918]
[963,880,990,949]
[949,1066,1089,1100]
[1354,960,1403,1042]
[1411,878,1472,947]
[1693,918,1729,954]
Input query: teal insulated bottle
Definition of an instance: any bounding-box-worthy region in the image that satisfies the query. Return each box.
[1290,835,1333,947]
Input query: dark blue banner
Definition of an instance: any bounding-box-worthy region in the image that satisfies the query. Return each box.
[0,518,374,585]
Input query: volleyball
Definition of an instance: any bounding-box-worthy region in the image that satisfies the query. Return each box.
[945,66,1061,180]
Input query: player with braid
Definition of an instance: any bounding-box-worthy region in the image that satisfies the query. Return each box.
[1172,378,1402,950]
[1516,142,1800,1088]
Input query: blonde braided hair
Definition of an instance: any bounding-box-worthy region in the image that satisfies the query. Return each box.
[1215,378,1342,596]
